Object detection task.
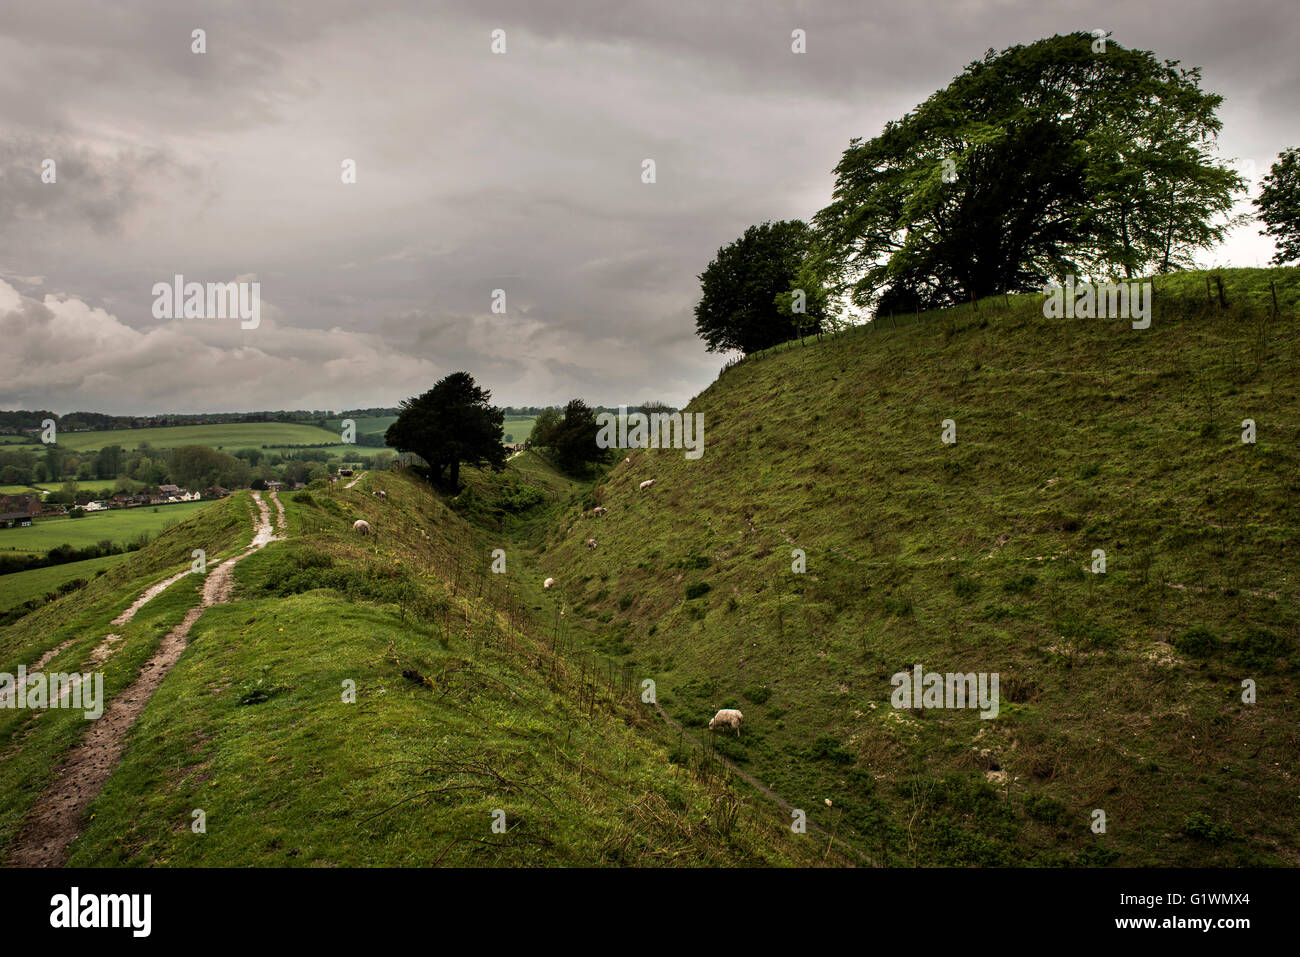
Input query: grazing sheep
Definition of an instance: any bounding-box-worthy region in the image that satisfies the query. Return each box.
[585,539,597,550]
[373,490,387,500]
[353,519,371,536]
[543,577,556,589]
[590,506,608,517]
[708,708,744,737]
[623,457,631,464]
[639,479,655,491]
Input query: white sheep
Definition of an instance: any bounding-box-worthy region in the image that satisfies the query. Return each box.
[353,519,371,536]
[585,539,597,550]
[639,479,655,491]
[543,577,556,589]
[373,490,387,500]
[591,506,608,516]
[708,708,743,737]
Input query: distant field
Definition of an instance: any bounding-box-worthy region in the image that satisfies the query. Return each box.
[0,501,213,553]
[53,422,342,453]
[0,436,33,445]
[503,415,536,443]
[0,485,41,496]
[0,553,131,611]
[0,482,132,498]
[325,415,397,434]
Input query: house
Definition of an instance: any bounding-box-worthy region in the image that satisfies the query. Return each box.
[204,486,230,499]
[266,480,283,491]
[83,501,109,512]
[158,484,181,496]
[0,511,34,529]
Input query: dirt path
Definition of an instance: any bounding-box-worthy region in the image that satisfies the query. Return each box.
[5,492,283,868]
[344,471,366,489]
[649,702,872,866]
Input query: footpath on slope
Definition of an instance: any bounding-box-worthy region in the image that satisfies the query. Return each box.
[4,491,285,867]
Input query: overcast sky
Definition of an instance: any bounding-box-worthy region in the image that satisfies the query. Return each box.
[0,0,1294,415]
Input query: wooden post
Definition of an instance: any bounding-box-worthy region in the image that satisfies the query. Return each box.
[1271,280,1279,320]
[1205,275,1213,306]
[1215,275,1228,308]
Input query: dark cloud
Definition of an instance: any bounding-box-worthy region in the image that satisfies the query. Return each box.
[0,0,1293,413]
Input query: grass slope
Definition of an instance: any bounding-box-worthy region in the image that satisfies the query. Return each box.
[537,266,1300,867]
[3,472,814,866]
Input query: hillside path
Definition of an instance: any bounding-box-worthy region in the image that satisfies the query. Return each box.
[5,491,284,867]
[343,471,366,488]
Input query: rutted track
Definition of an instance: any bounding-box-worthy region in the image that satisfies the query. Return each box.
[4,492,284,867]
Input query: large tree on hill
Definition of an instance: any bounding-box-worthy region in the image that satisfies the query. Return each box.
[531,399,606,475]
[385,372,506,490]
[1255,148,1300,265]
[694,220,827,354]
[814,32,1242,312]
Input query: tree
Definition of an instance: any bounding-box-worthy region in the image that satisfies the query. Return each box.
[530,400,607,475]
[95,445,124,480]
[530,408,563,448]
[385,372,506,490]
[694,220,827,354]
[814,33,1242,311]
[1255,148,1300,265]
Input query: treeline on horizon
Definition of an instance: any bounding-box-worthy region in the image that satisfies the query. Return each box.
[0,404,676,433]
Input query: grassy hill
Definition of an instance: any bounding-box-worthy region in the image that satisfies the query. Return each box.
[3,266,1296,868]
[0,475,816,866]
[535,267,1300,866]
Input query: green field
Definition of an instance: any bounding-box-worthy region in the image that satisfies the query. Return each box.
[0,486,41,496]
[53,422,344,453]
[502,415,536,443]
[0,501,213,554]
[0,553,131,611]
[324,415,397,434]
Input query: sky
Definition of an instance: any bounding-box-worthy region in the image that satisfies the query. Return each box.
[0,0,1295,415]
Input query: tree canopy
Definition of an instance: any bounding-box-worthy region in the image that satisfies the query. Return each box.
[813,33,1242,313]
[1255,148,1300,266]
[694,219,828,354]
[385,372,505,490]
[530,399,607,475]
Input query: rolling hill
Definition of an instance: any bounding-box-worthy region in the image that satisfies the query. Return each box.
[534,267,1300,866]
[2,266,1296,867]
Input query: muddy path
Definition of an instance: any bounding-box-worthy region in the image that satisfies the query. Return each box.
[5,491,284,867]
